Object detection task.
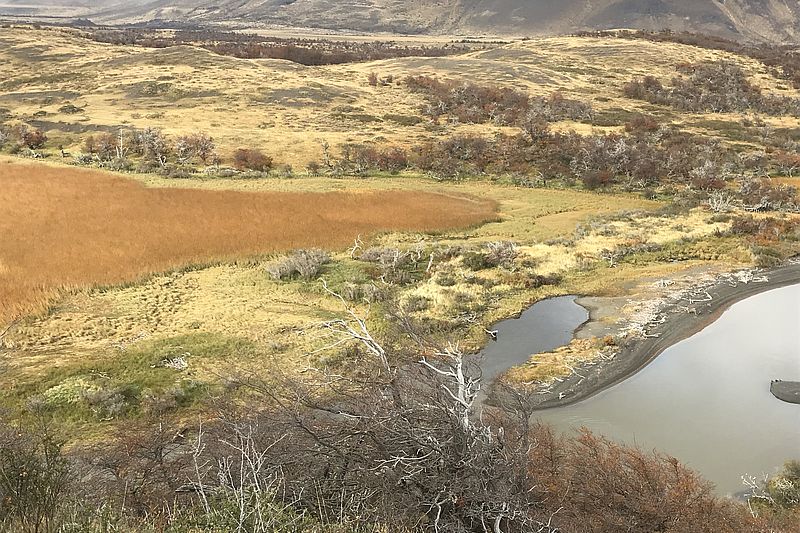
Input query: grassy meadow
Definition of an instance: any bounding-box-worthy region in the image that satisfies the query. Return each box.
[4,155,748,435]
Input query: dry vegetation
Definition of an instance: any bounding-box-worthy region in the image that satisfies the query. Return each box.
[1,25,798,168]
[3,24,799,419]
[0,160,496,323]
[1,23,800,532]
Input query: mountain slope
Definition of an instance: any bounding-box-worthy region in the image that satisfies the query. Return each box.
[4,0,799,42]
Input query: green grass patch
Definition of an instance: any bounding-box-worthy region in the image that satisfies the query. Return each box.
[383,113,423,126]
[7,333,261,422]
[689,119,757,143]
[622,236,750,265]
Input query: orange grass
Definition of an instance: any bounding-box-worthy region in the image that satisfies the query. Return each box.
[0,162,497,323]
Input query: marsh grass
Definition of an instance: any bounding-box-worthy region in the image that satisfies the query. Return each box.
[0,161,497,323]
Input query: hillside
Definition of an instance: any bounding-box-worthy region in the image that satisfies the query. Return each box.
[81,0,800,42]
[2,25,797,169]
[2,0,799,42]
[1,23,800,532]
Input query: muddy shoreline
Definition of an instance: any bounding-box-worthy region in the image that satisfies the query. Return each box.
[490,262,800,411]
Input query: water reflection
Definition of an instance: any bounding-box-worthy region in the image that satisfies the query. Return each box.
[477,296,588,382]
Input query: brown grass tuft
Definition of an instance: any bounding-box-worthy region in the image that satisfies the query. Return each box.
[0,162,496,323]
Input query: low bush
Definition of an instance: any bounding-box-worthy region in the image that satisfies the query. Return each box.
[233,148,273,172]
[338,144,409,174]
[483,241,519,268]
[266,249,331,281]
[623,61,800,116]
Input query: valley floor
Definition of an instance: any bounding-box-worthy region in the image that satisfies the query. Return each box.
[0,158,777,440]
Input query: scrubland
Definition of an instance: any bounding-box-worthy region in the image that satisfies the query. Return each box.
[1,25,798,168]
[0,24,799,532]
[2,24,799,432]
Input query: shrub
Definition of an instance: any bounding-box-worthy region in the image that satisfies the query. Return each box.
[233,148,273,172]
[739,177,798,211]
[72,153,94,165]
[58,103,82,114]
[359,247,417,285]
[12,126,48,150]
[460,242,518,270]
[175,132,216,164]
[84,132,118,160]
[338,144,409,174]
[484,241,519,267]
[402,294,431,313]
[731,215,799,242]
[100,156,133,172]
[82,386,129,418]
[751,245,783,268]
[0,424,72,532]
[359,247,407,266]
[407,76,591,128]
[520,111,551,143]
[582,170,614,190]
[266,249,330,281]
[766,461,800,510]
[414,134,492,179]
[137,127,170,166]
[623,61,800,116]
[624,114,660,134]
[406,75,530,125]
[462,251,491,271]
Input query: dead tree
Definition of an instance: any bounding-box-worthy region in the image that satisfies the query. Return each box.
[706,190,735,212]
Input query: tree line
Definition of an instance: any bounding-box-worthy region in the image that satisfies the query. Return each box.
[84,28,473,66]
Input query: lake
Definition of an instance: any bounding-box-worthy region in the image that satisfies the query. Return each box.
[534,283,800,495]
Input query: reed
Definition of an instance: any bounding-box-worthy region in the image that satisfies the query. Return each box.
[0,162,496,323]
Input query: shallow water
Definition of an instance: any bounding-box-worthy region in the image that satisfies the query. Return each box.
[535,284,800,496]
[476,295,588,383]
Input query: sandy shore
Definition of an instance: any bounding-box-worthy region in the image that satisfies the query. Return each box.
[524,262,800,411]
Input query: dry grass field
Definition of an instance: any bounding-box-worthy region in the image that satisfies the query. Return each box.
[0,159,496,323]
[1,25,798,167]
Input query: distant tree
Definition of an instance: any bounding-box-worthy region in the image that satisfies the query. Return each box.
[624,114,660,134]
[174,132,216,165]
[11,125,47,150]
[137,127,170,167]
[189,132,216,164]
[82,134,96,155]
[520,109,551,143]
[774,150,800,177]
[84,132,119,161]
[0,421,73,532]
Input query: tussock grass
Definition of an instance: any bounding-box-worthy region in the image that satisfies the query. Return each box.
[0,161,496,323]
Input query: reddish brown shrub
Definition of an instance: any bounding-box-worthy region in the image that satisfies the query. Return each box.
[233,148,273,172]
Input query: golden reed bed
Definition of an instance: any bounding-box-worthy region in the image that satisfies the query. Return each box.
[0,161,496,323]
